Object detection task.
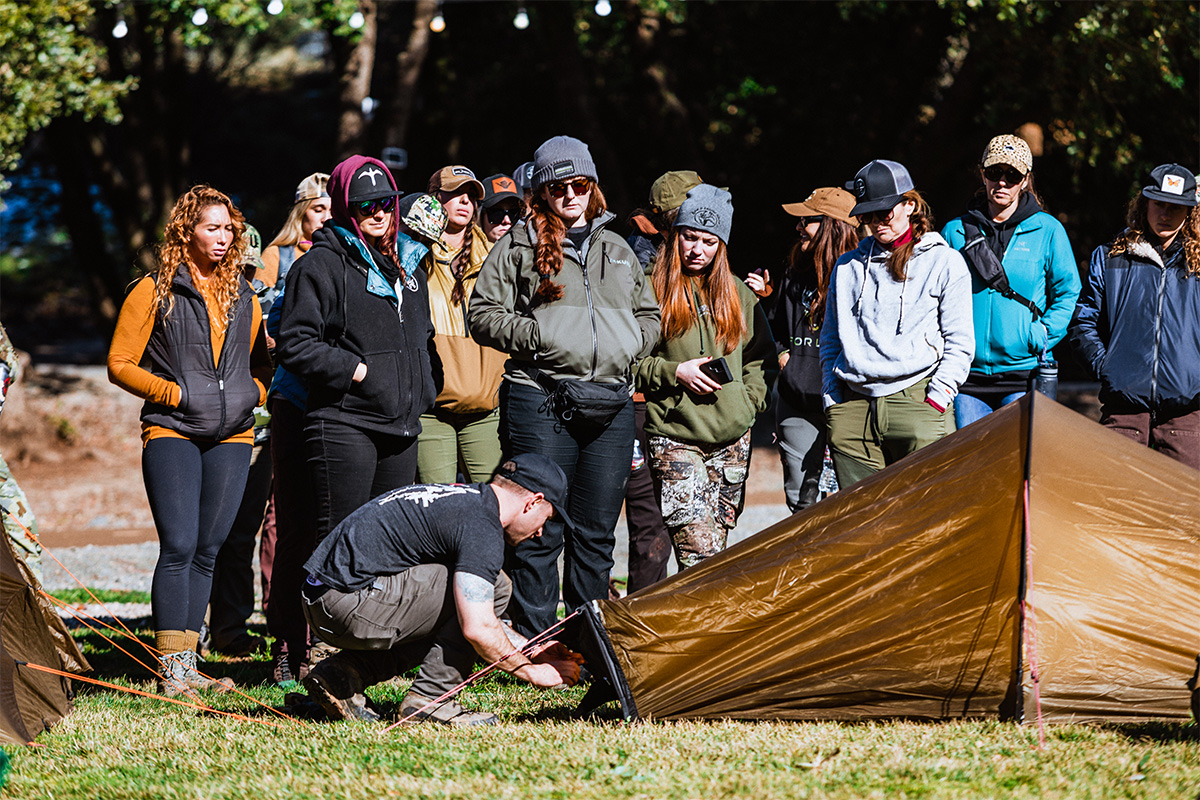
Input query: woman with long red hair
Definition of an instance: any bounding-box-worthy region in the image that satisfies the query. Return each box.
[636,185,773,569]
[108,185,270,694]
[469,135,660,637]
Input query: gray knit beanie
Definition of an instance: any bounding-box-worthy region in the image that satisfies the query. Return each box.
[531,136,598,190]
[674,184,733,244]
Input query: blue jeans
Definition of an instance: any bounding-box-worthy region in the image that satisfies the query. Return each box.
[954,390,1026,429]
[500,380,634,638]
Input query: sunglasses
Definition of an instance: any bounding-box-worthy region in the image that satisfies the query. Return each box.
[486,206,519,225]
[797,215,824,227]
[983,165,1025,184]
[546,178,592,199]
[861,205,897,225]
[354,196,396,216]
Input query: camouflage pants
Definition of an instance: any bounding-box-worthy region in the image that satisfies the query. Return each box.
[0,452,42,583]
[648,429,752,570]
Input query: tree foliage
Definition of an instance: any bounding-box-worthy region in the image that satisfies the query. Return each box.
[0,0,133,180]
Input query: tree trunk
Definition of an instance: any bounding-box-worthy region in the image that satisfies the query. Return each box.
[384,0,437,149]
[333,1,379,158]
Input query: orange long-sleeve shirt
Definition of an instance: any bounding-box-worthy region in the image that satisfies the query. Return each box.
[107,276,270,446]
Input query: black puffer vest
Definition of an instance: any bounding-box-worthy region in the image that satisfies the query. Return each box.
[139,269,260,440]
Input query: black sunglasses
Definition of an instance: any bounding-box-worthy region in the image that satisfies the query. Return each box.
[797,215,824,227]
[485,206,519,225]
[861,205,897,225]
[983,165,1025,184]
[354,196,396,216]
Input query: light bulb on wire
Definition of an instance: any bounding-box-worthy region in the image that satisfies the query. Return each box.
[192,7,208,25]
[595,0,612,16]
[513,6,529,29]
[429,13,445,32]
[267,0,283,15]
[112,19,128,38]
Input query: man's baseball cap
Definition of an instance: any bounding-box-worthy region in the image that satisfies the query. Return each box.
[782,187,858,225]
[480,174,522,211]
[294,172,330,205]
[346,162,399,203]
[846,159,915,217]
[649,170,703,214]
[1142,163,1198,207]
[495,453,574,529]
[428,165,485,200]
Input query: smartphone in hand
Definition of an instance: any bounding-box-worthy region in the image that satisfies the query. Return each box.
[698,357,734,385]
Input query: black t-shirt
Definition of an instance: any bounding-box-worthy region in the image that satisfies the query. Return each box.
[304,483,504,593]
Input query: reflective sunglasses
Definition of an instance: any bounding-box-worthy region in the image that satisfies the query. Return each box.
[983,165,1025,184]
[546,178,592,198]
[486,206,519,225]
[354,196,396,216]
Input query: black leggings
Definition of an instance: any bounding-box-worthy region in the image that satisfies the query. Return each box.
[143,437,251,632]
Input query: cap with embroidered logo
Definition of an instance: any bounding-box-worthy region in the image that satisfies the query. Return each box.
[480,174,522,211]
[347,163,400,204]
[428,166,485,200]
[846,159,915,217]
[980,135,1033,175]
[1142,163,1198,207]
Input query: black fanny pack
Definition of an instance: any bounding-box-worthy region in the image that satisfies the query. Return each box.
[960,220,1042,321]
[525,368,629,427]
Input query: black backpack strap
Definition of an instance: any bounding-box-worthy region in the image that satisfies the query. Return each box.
[960,220,1043,321]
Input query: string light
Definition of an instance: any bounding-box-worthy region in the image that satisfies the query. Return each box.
[429,2,445,32]
[595,0,612,16]
[513,6,529,29]
[112,19,128,38]
[192,7,208,25]
[267,0,283,15]
[348,10,364,28]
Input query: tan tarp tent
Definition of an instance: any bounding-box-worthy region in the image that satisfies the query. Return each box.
[575,395,1199,723]
[0,526,90,745]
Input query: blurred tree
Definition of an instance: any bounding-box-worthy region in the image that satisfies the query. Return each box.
[0,0,133,186]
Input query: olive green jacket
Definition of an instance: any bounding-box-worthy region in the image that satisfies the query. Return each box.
[467,212,661,389]
[636,278,774,445]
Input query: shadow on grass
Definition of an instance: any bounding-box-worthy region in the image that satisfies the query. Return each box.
[1102,720,1198,744]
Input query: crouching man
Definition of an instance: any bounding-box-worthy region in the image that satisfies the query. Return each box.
[301,453,583,725]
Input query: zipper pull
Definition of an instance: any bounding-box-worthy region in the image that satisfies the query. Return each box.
[219,379,224,390]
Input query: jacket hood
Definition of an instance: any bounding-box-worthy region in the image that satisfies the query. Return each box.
[328,155,399,242]
[966,191,1042,233]
[852,230,951,261]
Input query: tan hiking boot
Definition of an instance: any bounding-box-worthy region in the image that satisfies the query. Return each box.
[398,692,498,726]
[178,650,236,693]
[302,658,381,722]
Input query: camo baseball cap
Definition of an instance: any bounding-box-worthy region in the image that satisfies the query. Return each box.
[402,193,448,241]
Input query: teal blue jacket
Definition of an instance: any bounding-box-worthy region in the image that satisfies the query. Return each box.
[942,211,1080,375]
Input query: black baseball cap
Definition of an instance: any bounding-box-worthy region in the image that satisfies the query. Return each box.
[481,174,522,211]
[1142,163,1198,207]
[846,159,915,217]
[347,162,400,204]
[495,453,574,529]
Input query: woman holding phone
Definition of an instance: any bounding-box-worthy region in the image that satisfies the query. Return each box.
[635,185,773,569]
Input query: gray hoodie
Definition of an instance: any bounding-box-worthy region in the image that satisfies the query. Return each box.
[820,231,974,410]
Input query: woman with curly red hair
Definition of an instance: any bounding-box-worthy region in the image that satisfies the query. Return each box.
[108,185,271,694]
[636,185,773,569]
[468,135,660,637]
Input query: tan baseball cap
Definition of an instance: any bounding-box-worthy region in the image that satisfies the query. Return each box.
[980,135,1033,175]
[294,173,330,204]
[782,187,858,224]
[428,166,485,199]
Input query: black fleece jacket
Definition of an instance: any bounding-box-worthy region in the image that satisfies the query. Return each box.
[276,225,437,438]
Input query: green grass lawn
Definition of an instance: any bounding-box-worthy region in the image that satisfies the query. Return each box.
[4,627,1197,799]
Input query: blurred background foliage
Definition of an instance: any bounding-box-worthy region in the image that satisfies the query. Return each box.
[1,0,1196,361]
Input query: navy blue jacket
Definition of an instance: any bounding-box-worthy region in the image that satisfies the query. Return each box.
[1070,237,1200,417]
